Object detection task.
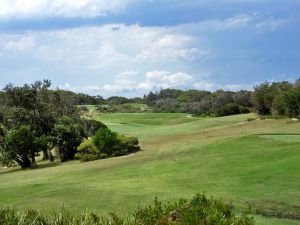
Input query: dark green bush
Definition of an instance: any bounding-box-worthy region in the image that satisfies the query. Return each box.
[215,103,250,117]
[93,127,118,155]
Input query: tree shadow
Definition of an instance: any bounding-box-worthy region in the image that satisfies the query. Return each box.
[0,161,61,175]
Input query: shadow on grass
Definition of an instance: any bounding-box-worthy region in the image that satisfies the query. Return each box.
[246,200,300,221]
[0,161,61,175]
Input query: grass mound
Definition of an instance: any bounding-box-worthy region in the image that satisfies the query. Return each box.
[0,194,254,225]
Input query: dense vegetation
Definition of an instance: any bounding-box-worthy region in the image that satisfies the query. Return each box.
[0,194,254,225]
[85,79,300,118]
[0,80,140,168]
[76,127,140,162]
[251,80,300,117]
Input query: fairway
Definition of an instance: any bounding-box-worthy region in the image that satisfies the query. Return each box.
[0,113,300,225]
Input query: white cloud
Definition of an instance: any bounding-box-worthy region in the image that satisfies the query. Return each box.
[100,70,194,95]
[145,71,193,87]
[256,18,290,31]
[193,81,215,91]
[3,36,36,52]
[0,0,134,19]
[0,23,206,71]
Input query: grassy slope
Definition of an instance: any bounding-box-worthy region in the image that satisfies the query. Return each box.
[0,113,299,225]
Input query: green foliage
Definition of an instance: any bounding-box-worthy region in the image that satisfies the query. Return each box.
[76,127,140,162]
[93,127,118,155]
[1,125,48,168]
[251,82,273,115]
[143,88,252,115]
[50,116,87,162]
[114,134,141,156]
[283,88,300,117]
[76,138,100,162]
[215,103,250,117]
[251,80,300,118]
[83,119,107,137]
[134,194,254,225]
[0,194,254,225]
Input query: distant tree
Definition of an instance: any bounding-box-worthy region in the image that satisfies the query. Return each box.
[283,87,300,117]
[154,98,179,112]
[211,91,234,110]
[251,82,273,115]
[215,103,249,117]
[233,90,252,107]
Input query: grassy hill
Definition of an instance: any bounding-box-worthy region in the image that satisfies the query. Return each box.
[0,113,299,224]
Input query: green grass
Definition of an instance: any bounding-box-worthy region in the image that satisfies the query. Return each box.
[0,113,300,225]
[260,134,300,143]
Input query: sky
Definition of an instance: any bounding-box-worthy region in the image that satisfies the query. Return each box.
[0,0,299,97]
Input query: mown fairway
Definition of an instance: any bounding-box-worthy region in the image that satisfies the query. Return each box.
[0,113,300,225]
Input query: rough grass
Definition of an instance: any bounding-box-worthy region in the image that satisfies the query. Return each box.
[0,113,300,225]
[0,193,254,225]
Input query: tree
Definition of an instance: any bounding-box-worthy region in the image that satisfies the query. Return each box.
[1,125,47,168]
[0,80,109,168]
[251,82,273,115]
[283,88,300,117]
[50,116,87,162]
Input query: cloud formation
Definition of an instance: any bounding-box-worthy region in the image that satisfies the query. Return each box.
[101,70,193,95]
[0,0,134,19]
[0,3,298,98]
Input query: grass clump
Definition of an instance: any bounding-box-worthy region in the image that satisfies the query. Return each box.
[0,194,254,225]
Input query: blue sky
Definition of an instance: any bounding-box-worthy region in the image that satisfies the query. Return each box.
[0,0,299,97]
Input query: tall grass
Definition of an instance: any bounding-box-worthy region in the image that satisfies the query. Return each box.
[0,194,254,225]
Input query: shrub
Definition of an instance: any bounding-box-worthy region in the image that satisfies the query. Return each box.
[134,194,254,225]
[93,127,118,155]
[76,128,140,162]
[0,194,254,225]
[79,154,98,162]
[112,135,141,156]
[215,103,250,117]
[77,138,99,154]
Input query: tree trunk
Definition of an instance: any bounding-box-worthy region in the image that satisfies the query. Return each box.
[56,146,61,160]
[42,149,49,160]
[16,156,31,168]
[30,154,36,168]
[48,149,54,162]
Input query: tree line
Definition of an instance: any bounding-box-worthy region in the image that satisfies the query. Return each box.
[143,89,252,116]
[142,79,300,117]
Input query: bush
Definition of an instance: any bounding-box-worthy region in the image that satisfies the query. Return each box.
[76,128,141,162]
[79,154,99,162]
[77,138,99,154]
[111,135,141,156]
[93,127,118,155]
[215,103,250,117]
[0,194,254,225]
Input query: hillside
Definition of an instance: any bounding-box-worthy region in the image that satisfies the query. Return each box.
[0,113,300,225]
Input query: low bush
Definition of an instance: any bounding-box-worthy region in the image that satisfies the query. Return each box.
[0,194,254,225]
[76,128,140,162]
